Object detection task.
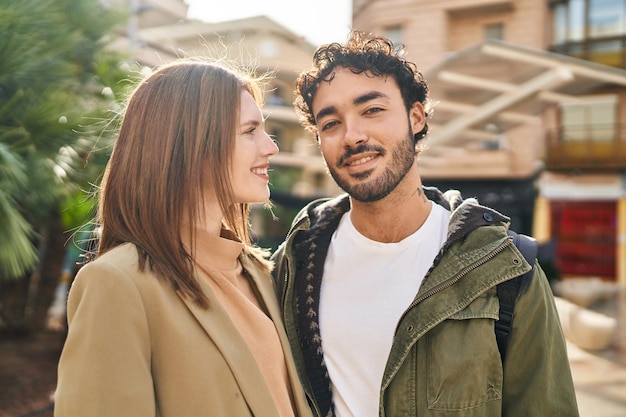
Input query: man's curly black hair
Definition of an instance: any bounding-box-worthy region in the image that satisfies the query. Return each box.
[294,30,430,143]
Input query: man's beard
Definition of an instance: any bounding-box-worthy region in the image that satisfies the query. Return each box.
[327,128,416,203]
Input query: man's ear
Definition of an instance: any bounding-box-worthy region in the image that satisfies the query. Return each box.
[409,101,426,134]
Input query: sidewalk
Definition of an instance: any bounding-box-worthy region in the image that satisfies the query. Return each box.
[562,285,626,417]
[569,341,626,417]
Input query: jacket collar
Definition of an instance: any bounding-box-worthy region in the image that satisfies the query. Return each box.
[289,187,510,249]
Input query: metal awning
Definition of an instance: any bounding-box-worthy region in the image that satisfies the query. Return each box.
[424,39,626,147]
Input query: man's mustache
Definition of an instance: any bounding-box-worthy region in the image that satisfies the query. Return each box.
[336,144,386,167]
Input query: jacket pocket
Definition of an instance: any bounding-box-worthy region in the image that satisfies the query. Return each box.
[425,292,503,412]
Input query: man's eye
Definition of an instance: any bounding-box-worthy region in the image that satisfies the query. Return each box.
[321,121,338,131]
[365,107,383,114]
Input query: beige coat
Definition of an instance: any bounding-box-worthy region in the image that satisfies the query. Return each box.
[54,243,313,417]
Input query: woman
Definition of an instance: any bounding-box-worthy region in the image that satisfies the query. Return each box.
[54,59,312,417]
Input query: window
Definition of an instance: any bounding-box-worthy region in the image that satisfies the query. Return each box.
[568,0,586,41]
[551,0,626,68]
[385,25,403,45]
[554,5,568,43]
[560,95,617,142]
[589,0,626,37]
[485,23,504,40]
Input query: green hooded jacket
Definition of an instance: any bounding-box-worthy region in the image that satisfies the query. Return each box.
[271,187,579,417]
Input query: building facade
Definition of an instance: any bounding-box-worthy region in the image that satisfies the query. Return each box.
[353,0,626,284]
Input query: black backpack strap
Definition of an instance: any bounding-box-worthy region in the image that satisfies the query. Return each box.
[496,230,538,362]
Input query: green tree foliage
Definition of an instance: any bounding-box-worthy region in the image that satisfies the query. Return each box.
[0,0,134,280]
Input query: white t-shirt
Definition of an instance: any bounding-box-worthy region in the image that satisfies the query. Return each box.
[319,202,450,417]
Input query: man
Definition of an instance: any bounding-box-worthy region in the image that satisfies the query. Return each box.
[271,31,579,417]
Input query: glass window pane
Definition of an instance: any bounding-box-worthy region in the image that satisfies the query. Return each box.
[589,0,626,37]
[485,23,504,40]
[385,26,403,45]
[561,95,617,142]
[554,4,568,44]
[590,100,616,141]
[569,0,586,41]
[562,104,586,141]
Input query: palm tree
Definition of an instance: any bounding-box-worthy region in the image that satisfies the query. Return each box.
[0,0,135,329]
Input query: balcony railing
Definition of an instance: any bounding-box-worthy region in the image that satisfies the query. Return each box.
[545,124,626,170]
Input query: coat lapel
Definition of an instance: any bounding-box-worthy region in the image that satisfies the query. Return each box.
[177,275,280,417]
[241,256,312,417]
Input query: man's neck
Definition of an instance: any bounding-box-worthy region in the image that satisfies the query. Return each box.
[349,183,432,243]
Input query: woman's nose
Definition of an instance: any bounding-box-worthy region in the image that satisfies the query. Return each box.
[263,132,279,156]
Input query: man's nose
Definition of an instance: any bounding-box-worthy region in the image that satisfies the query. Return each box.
[342,119,368,148]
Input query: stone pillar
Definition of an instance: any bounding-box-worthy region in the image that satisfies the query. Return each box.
[532,194,551,244]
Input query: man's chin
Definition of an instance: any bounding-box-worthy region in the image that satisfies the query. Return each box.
[343,183,390,203]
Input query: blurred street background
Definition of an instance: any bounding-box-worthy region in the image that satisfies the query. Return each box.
[3,0,626,416]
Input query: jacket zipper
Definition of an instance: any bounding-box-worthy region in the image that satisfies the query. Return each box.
[393,237,512,337]
[281,266,289,312]
[279,218,307,312]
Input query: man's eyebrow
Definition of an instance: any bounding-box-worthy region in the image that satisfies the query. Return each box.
[354,91,387,106]
[314,91,388,122]
[315,106,336,122]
